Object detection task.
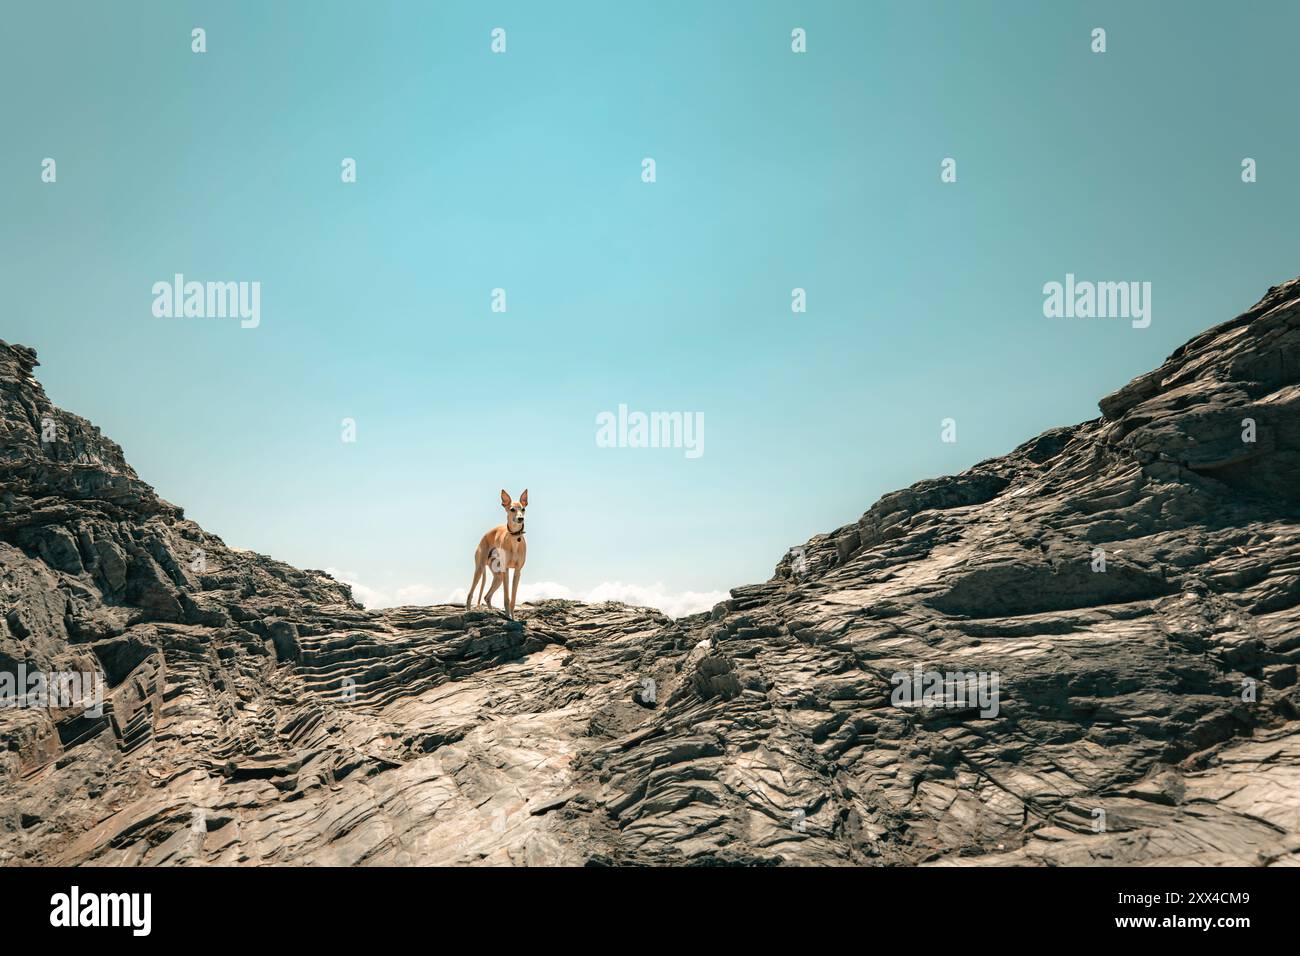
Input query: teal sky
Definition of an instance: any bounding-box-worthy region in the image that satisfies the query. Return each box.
[3,1,1298,613]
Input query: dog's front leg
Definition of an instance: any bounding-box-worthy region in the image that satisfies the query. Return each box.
[509,568,521,618]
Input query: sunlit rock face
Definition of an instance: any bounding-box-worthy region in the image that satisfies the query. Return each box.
[2,279,1298,866]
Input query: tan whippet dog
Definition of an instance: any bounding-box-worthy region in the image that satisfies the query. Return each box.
[466,489,528,618]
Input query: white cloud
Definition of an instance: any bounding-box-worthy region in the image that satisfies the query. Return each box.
[392,583,442,604]
[328,570,726,619]
[581,581,728,618]
[324,568,393,609]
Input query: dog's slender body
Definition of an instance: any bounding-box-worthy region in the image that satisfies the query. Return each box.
[466,489,528,618]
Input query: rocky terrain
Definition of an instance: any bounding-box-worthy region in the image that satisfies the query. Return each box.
[2,278,1299,866]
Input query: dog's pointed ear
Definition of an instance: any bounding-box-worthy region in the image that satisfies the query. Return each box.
[500,489,511,508]
[519,489,528,507]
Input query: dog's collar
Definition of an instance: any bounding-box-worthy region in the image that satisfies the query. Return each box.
[508,525,525,537]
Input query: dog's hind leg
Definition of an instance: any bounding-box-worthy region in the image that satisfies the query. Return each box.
[483,571,504,608]
[466,562,484,610]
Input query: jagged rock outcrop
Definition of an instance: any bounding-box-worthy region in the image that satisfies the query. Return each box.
[2,278,1298,866]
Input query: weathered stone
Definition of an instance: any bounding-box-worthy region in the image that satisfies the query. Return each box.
[1,277,1298,866]
[94,538,128,590]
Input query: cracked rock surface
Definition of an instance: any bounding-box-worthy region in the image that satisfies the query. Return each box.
[2,278,1298,866]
